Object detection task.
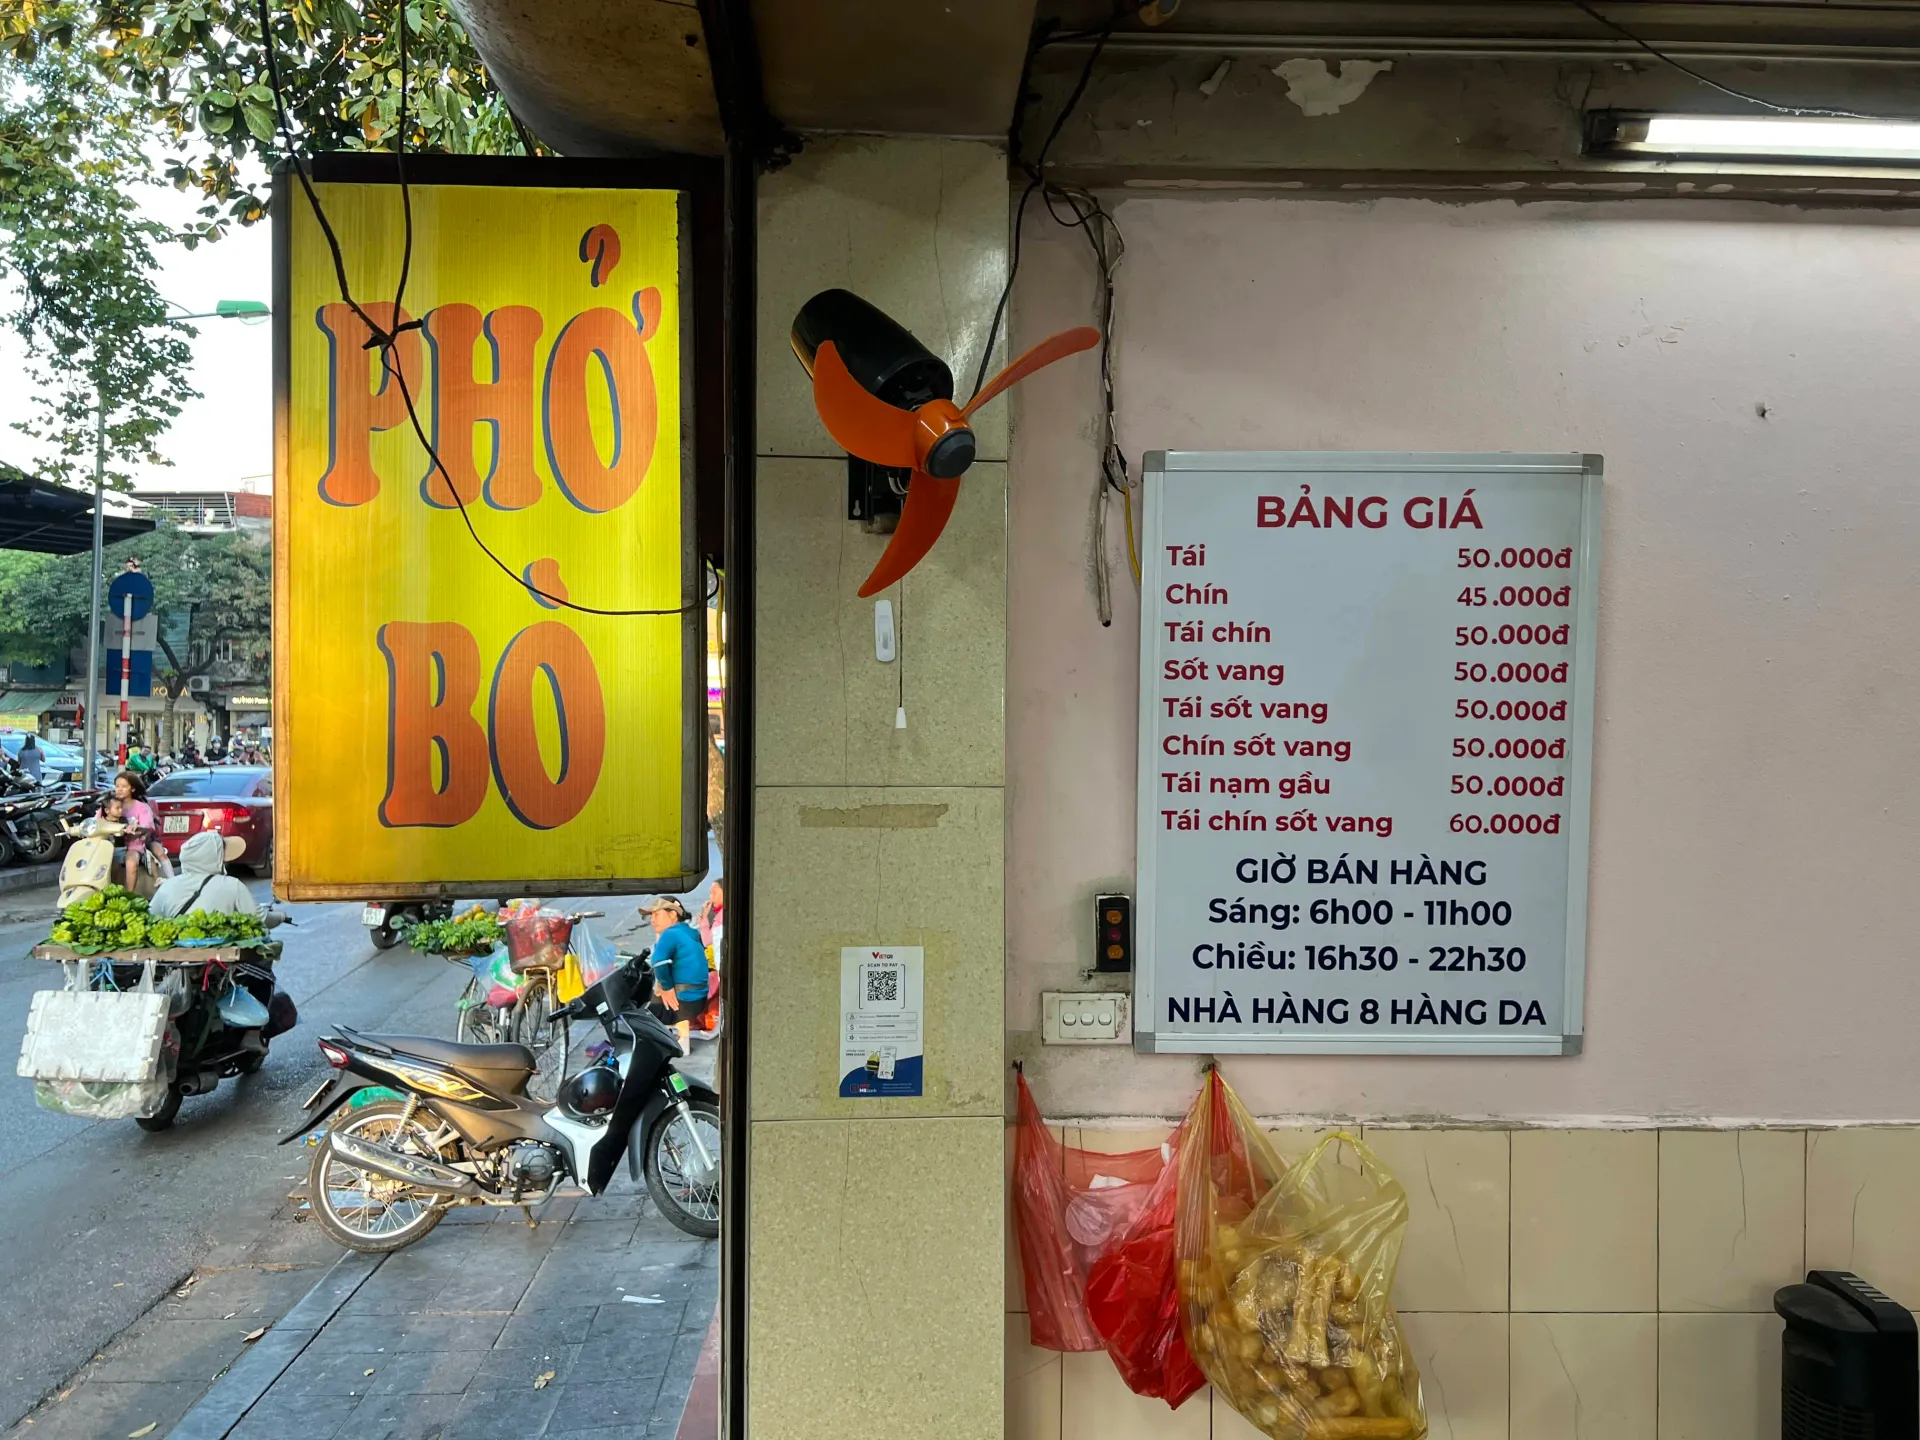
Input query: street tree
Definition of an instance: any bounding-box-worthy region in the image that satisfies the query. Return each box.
[0,0,527,485]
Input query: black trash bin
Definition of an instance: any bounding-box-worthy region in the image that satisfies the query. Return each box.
[1776,1270,1916,1439]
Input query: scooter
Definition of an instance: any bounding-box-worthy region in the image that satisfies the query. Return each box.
[360,899,452,951]
[285,956,720,1250]
[0,790,65,866]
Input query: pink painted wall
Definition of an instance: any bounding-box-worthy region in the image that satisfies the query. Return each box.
[1008,195,1920,1122]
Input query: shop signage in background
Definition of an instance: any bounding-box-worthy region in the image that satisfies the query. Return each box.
[276,164,705,898]
[1134,452,1602,1055]
[839,946,924,1096]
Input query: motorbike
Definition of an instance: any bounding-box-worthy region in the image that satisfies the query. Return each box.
[361,899,452,951]
[285,954,721,1249]
[0,790,66,866]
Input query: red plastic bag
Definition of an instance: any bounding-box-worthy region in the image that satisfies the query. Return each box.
[1010,1070,1206,1405]
[1083,1091,1208,1407]
[1013,1070,1157,1350]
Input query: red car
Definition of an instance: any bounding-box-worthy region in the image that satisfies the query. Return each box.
[146,767,275,876]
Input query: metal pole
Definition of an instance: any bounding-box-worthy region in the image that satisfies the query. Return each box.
[82,389,105,793]
[118,591,133,766]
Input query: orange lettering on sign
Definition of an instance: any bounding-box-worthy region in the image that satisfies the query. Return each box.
[316,302,422,507]
[487,622,607,830]
[541,289,663,513]
[377,622,490,827]
[422,303,545,511]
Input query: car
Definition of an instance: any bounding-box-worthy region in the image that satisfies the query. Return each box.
[0,731,86,783]
[145,766,274,876]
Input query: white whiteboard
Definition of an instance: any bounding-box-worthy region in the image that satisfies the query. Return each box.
[1134,453,1602,1055]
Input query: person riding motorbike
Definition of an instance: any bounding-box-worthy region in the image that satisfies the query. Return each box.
[151,830,257,918]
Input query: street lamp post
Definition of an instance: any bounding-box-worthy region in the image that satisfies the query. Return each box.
[80,299,270,792]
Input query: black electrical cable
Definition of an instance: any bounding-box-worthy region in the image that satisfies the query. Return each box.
[253,0,712,618]
[1562,0,1887,121]
[968,5,1126,403]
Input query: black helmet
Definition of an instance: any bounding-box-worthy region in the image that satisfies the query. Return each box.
[559,1066,620,1118]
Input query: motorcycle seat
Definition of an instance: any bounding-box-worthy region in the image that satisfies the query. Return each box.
[371,1033,536,1079]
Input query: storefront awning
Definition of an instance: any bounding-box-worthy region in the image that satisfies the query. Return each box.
[0,691,65,716]
[0,466,155,555]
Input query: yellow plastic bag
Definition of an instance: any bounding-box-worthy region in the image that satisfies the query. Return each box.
[554,954,586,1004]
[1176,1073,1426,1440]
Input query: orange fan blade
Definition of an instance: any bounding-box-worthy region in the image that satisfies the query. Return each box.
[812,341,919,468]
[857,471,962,598]
[959,326,1100,419]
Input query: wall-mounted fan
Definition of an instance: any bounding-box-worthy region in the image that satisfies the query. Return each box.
[791,289,1098,596]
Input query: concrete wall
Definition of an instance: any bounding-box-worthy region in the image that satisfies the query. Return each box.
[1007,193,1920,1124]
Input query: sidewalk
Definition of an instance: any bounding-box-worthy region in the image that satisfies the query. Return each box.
[195,1190,716,1439]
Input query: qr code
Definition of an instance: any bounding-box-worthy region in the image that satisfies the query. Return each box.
[865,967,900,1004]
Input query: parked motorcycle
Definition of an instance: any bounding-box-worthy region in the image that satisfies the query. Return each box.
[0,790,66,866]
[361,899,452,951]
[286,955,721,1250]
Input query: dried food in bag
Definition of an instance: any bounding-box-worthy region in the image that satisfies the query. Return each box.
[1176,1072,1426,1439]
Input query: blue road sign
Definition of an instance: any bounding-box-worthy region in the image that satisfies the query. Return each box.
[107,569,155,622]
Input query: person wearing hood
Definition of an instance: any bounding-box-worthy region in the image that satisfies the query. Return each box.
[151,830,258,918]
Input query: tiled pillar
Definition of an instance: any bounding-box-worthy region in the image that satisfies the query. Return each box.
[748,137,1009,1438]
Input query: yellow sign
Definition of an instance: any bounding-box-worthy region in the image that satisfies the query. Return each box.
[275,176,701,898]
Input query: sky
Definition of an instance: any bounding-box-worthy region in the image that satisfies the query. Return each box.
[0,163,275,495]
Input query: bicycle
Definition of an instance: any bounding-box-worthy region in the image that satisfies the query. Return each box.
[451,910,606,1102]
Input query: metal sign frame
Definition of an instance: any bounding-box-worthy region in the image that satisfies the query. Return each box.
[1133,451,1602,1056]
[272,154,721,901]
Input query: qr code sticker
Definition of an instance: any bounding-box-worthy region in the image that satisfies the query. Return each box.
[859,961,905,1011]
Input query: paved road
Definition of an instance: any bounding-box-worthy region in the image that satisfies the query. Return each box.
[0,877,704,1429]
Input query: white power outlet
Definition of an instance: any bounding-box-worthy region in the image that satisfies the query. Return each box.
[1042,991,1130,1044]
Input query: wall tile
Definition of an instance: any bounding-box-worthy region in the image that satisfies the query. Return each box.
[1805,1128,1920,1308]
[1658,1313,1782,1440]
[1511,1130,1657,1311]
[1400,1312,1509,1440]
[1059,1351,1210,1439]
[749,787,1002,1121]
[1660,1130,1804,1312]
[750,1117,1004,1440]
[1509,1312,1656,1440]
[755,456,1005,789]
[1006,1313,1061,1440]
[1364,1129,1509,1313]
[758,137,1010,462]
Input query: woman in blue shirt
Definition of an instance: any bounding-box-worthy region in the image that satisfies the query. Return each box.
[643,898,707,1053]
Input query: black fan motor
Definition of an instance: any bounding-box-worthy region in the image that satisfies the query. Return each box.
[1777,1271,1917,1439]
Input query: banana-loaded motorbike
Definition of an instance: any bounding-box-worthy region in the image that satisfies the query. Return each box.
[287,952,720,1249]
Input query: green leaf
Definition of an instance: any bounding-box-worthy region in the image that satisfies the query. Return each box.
[240,101,273,141]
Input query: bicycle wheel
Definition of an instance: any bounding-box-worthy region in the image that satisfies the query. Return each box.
[514,980,564,1102]
[455,976,507,1045]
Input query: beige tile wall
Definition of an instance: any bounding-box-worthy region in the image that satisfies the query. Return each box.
[751,136,1011,1437]
[1008,1124,1920,1439]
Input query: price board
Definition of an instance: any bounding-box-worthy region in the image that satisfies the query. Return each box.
[1133,452,1602,1055]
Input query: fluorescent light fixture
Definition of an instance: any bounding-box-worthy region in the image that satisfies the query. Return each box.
[1587,111,1920,165]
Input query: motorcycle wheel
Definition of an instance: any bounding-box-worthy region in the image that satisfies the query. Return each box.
[308,1101,448,1253]
[369,925,403,951]
[135,1088,182,1132]
[644,1095,722,1238]
[0,828,15,868]
[18,820,62,864]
